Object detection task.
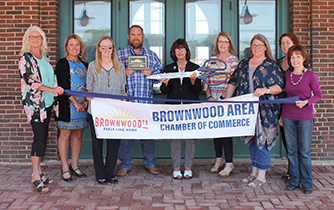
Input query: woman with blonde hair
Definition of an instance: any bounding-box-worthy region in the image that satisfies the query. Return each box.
[205,31,239,177]
[19,25,64,193]
[225,34,284,187]
[55,34,89,182]
[86,36,126,185]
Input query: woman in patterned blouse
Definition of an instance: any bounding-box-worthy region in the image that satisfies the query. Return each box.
[18,26,64,194]
[224,34,284,188]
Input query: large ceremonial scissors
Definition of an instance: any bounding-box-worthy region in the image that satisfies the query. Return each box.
[147,58,228,86]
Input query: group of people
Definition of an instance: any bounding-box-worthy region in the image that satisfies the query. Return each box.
[18,25,321,195]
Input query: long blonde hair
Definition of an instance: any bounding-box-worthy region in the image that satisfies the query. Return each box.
[212,31,237,55]
[249,34,275,61]
[20,25,48,56]
[95,36,120,75]
[64,33,86,62]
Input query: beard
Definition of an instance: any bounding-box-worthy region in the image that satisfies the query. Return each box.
[129,39,143,49]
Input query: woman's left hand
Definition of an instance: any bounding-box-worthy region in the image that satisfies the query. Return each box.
[295,100,308,109]
[190,72,197,84]
[253,87,267,97]
[54,86,64,95]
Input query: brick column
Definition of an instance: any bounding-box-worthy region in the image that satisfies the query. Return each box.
[0,0,59,163]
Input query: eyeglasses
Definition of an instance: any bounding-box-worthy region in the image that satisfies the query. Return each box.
[29,35,42,40]
[218,41,229,45]
[175,48,186,52]
[251,44,265,48]
[100,45,113,50]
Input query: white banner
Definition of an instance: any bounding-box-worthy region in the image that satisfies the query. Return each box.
[91,94,259,139]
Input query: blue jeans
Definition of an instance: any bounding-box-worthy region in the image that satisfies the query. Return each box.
[119,140,157,170]
[248,137,271,170]
[283,118,313,188]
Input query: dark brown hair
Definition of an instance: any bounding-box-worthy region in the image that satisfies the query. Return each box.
[170,38,190,62]
[128,25,144,35]
[279,32,299,46]
[287,44,310,69]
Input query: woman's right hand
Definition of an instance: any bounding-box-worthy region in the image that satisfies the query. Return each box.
[160,78,170,86]
[278,117,283,127]
[54,86,64,95]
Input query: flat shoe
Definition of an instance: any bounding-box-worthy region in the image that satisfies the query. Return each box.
[146,166,160,175]
[117,168,131,177]
[303,187,312,194]
[183,170,192,179]
[248,179,267,188]
[61,170,72,182]
[107,178,118,184]
[97,179,107,185]
[173,171,182,180]
[286,184,298,191]
[69,165,87,178]
[242,175,256,184]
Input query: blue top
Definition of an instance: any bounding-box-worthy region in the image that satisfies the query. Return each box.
[117,45,162,104]
[68,60,87,120]
[36,55,54,108]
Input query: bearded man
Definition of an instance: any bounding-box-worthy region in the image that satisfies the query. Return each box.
[117,25,162,176]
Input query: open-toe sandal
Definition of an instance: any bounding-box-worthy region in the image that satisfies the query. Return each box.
[248,179,267,188]
[173,171,182,180]
[40,173,53,185]
[219,164,234,177]
[210,162,224,173]
[183,170,193,179]
[241,175,256,184]
[31,179,49,194]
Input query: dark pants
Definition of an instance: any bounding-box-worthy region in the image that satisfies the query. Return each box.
[30,107,51,157]
[88,114,121,180]
[213,137,233,163]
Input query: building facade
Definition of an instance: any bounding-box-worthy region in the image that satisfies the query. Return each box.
[0,0,333,163]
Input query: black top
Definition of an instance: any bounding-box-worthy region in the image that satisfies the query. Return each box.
[160,61,202,104]
[55,57,88,122]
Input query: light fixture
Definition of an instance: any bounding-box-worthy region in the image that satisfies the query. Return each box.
[75,2,95,27]
[240,0,257,25]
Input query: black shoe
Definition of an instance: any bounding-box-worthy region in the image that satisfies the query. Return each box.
[69,165,87,178]
[286,184,298,191]
[303,187,312,194]
[97,179,107,185]
[107,178,118,184]
[61,170,72,182]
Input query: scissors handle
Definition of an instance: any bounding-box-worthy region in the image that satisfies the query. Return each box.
[196,58,228,86]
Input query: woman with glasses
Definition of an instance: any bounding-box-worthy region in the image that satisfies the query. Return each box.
[160,38,202,180]
[86,36,126,185]
[205,32,239,177]
[224,34,284,188]
[55,34,88,182]
[19,26,64,193]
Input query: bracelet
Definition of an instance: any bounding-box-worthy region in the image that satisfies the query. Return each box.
[266,87,270,94]
[207,96,213,100]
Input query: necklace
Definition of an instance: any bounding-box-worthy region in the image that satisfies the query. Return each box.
[290,68,305,86]
[177,61,187,68]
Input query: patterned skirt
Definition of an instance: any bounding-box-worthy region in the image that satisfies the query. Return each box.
[57,118,88,130]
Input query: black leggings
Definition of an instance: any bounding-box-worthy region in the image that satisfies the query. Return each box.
[30,107,51,157]
[213,137,233,163]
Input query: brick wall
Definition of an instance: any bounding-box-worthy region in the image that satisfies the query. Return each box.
[0,0,333,163]
[291,0,334,160]
[0,0,59,163]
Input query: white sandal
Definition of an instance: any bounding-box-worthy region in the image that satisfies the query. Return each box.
[173,171,182,180]
[183,170,192,179]
[219,163,234,177]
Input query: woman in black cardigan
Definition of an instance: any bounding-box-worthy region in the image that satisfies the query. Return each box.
[55,34,88,182]
[160,38,202,179]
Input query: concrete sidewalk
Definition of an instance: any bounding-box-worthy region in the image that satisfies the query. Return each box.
[1,158,334,210]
